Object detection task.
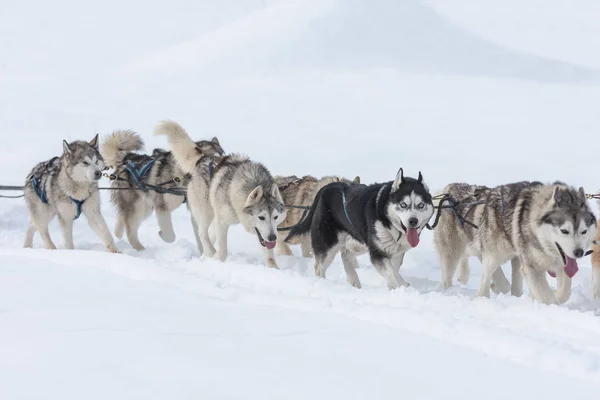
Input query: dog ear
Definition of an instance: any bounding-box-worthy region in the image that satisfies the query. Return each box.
[211,137,220,145]
[270,183,284,204]
[578,187,587,206]
[63,140,72,155]
[353,176,360,184]
[244,185,264,209]
[391,168,404,192]
[553,186,563,205]
[418,171,423,183]
[89,134,99,148]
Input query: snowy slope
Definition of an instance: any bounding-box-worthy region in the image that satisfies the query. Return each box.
[1,0,600,398]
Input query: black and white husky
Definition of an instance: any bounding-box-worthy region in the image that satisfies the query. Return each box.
[23,135,119,252]
[286,169,434,288]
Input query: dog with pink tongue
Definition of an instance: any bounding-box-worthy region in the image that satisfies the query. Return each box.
[434,181,596,305]
[285,168,435,289]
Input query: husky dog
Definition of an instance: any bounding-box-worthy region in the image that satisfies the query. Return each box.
[275,174,360,257]
[286,169,434,289]
[154,120,287,268]
[434,181,597,305]
[23,135,119,253]
[100,130,224,251]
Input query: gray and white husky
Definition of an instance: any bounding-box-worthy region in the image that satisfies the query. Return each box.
[275,174,360,257]
[23,135,119,253]
[101,129,224,251]
[154,120,287,268]
[433,181,597,304]
[286,169,434,289]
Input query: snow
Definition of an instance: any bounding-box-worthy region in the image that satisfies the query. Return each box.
[2,0,600,398]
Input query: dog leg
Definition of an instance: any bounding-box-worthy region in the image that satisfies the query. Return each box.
[24,223,36,248]
[457,257,470,285]
[476,258,499,298]
[83,200,120,253]
[341,250,361,288]
[373,258,409,289]
[521,263,558,305]
[490,267,510,295]
[391,252,405,274]
[195,209,215,258]
[262,246,279,269]
[125,216,145,251]
[300,240,313,258]
[314,245,339,279]
[554,267,572,304]
[189,213,203,253]
[36,223,56,250]
[57,216,75,250]
[277,238,293,256]
[510,258,523,297]
[594,263,600,300]
[156,209,176,243]
[439,250,460,289]
[592,229,600,299]
[213,219,229,262]
[114,213,125,239]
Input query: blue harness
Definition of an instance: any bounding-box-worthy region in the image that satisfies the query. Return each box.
[341,190,354,227]
[32,176,85,220]
[124,159,155,186]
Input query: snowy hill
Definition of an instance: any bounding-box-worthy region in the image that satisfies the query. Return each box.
[1,0,600,398]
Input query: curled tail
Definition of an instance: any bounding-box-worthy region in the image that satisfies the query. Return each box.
[285,189,323,245]
[100,130,144,168]
[153,120,201,174]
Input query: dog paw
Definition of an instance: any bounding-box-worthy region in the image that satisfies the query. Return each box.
[158,230,176,243]
[107,246,121,254]
[554,290,570,304]
[266,258,279,269]
[347,276,362,289]
[215,252,228,262]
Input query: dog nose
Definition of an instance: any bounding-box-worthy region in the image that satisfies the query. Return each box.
[267,234,277,242]
[408,217,418,228]
[573,248,584,258]
[94,170,102,179]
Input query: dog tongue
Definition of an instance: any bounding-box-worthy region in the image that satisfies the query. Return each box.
[264,241,277,250]
[564,256,579,278]
[547,270,557,278]
[406,228,419,248]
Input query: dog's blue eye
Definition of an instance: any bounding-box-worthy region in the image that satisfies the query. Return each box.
[400,203,407,209]
[82,161,89,166]
[417,203,425,209]
[560,229,569,235]
[259,216,265,221]
[582,230,587,235]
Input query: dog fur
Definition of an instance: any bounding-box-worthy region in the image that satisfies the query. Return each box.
[433,181,597,304]
[100,129,224,251]
[286,169,434,288]
[591,197,600,299]
[23,135,119,253]
[154,120,287,268]
[275,174,360,257]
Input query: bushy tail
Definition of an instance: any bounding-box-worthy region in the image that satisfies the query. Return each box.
[284,189,323,245]
[153,120,200,174]
[100,129,144,168]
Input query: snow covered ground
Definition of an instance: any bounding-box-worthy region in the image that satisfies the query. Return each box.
[1,0,600,398]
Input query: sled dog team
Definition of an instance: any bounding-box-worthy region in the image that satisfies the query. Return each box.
[22,121,600,305]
